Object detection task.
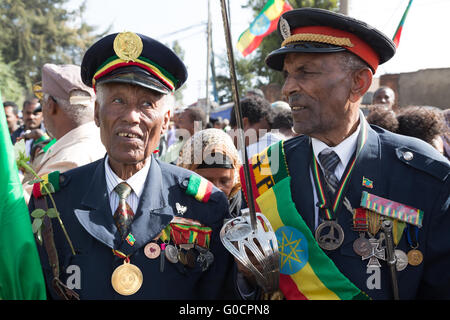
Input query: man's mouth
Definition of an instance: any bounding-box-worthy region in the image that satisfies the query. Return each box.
[117,132,142,139]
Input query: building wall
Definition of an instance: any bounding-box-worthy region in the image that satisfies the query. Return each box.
[380,68,450,110]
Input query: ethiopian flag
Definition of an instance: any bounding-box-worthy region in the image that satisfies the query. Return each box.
[0,93,46,299]
[241,142,369,300]
[392,0,414,47]
[237,0,293,56]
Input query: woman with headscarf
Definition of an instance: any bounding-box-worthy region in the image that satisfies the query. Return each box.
[177,128,242,218]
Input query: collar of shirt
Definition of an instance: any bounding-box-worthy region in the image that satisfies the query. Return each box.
[311,122,361,180]
[104,155,151,200]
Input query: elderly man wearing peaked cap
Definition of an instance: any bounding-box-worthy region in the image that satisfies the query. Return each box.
[22,64,106,203]
[242,8,450,300]
[29,32,240,300]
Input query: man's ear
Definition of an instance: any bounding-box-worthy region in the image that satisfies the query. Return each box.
[349,68,373,103]
[161,109,170,134]
[94,101,100,127]
[48,97,58,115]
[242,117,250,131]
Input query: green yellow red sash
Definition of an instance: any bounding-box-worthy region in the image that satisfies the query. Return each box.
[240,141,369,300]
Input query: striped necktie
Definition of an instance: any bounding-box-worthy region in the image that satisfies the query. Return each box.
[113,182,134,239]
[318,150,340,192]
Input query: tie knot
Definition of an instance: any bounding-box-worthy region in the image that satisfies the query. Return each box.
[114,182,132,200]
[318,150,340,174]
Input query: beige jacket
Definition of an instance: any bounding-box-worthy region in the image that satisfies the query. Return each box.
[23,121,106,203]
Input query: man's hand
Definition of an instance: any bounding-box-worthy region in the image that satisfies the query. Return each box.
[22,129,45,140]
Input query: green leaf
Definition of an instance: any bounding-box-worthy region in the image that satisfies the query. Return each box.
[32,218,42,234]
[31,209,46,218]
[27,178,44,185]
[46,208,59,219]
[45,182,55,193]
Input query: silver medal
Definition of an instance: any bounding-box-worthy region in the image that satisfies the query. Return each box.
[315,220,345,251]
[164,244,179,264]
[353,233,371,256]
[395,249,408,271]
[362,237,385,268]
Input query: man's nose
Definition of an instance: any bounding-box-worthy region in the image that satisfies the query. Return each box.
[122,106,141,123]
[282,75,298,97]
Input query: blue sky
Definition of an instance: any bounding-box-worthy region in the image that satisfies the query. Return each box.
[69,0,450,105]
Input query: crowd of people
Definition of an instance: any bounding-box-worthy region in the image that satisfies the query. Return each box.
[1,7,449,301]
[366,86,449,158]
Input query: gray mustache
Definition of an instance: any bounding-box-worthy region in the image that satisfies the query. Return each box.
[288,93,306,106]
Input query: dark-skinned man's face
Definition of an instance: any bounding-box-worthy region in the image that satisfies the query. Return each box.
[95,82,170,166]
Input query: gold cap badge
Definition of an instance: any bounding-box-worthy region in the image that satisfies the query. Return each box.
[113,31,143,62]
[32,81,43,100]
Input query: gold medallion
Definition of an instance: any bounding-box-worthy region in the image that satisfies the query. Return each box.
[407,249,423,266]
[111,260,143,296]
[32,81,43,100]
[113,31,143,62]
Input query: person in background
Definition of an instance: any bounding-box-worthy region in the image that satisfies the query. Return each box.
[396,106,446,154]
[271,108,296,139]
[245,88,265,99]
[229,95,276,159]
[11,98,46,156]
[177,128,243,218]
[442,109,450,160]
[21,63,106,203]
[160,106,206,164]
[271,100,290,112]
[372,86,396,111]
[366,106,399,133]
[3,101,20,139]
[223,118,231,133]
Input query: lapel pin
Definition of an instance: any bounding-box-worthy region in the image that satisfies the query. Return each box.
[362,177,374,189]
[176,202,187,215]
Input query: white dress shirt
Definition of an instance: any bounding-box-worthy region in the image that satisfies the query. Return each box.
[309,123,361,229]
[104,155,151,215]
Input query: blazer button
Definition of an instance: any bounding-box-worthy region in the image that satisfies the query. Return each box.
[403,151,414,161]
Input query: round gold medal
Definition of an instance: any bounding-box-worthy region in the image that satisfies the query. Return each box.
[407,249,423,266]
[111,260,143,296]
[113,31,143,62]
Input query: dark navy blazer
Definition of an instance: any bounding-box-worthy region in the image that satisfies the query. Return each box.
[30,156,239,300]
[284,124,450,299]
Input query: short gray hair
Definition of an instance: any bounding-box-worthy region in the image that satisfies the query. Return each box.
[44,90,95,125]
[339,51,370,72]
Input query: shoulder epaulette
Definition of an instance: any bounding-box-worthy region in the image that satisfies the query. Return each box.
[32,171,61,198]
[184,174,213,203]
[395,146,450,181]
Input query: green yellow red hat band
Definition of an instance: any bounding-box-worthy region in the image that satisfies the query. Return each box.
[92,55,177,91]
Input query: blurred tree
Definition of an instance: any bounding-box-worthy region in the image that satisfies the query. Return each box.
[0,56,24,106]
[0,0,106,96]
[215,0,338,103]
[170,40,187,107]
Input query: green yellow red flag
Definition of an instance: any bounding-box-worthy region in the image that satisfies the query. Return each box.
[392,0,414,47]
[0,92,46,300]
[237,0,293,56]
[240,142,369,300]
